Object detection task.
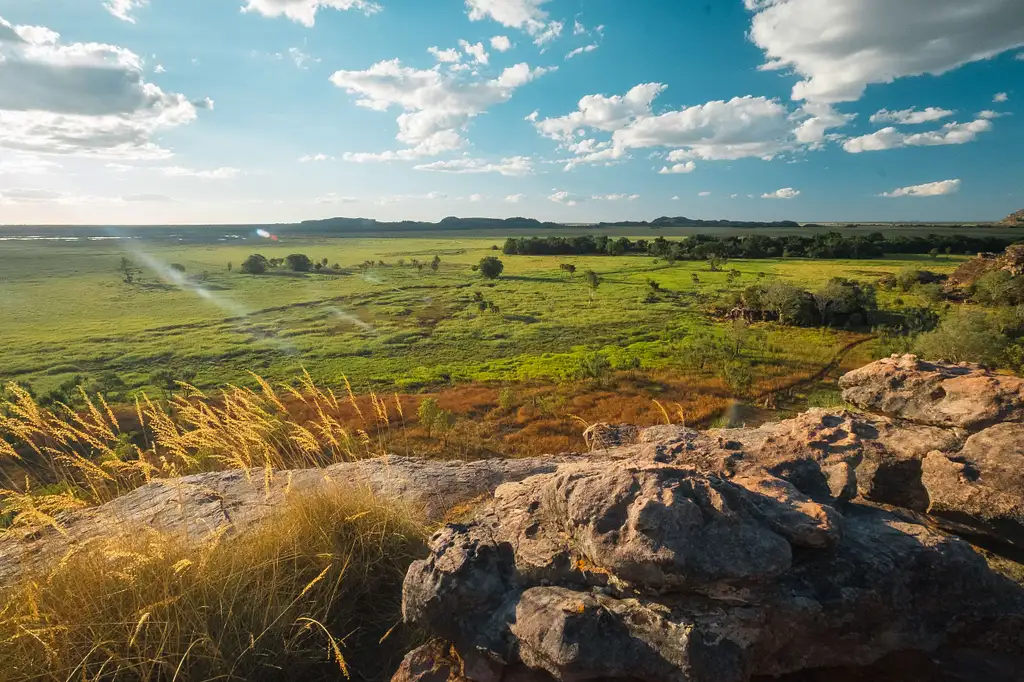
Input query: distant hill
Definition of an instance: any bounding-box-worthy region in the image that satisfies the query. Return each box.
[1000,210,1024,226]
[297,216,566,232]
[604,216,801,229]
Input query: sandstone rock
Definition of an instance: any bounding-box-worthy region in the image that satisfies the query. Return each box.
[401,460,1024,682]
[582,422,640,450]
[0,454,582,583]
[922,422,1024,547]
[839,354,1024,430]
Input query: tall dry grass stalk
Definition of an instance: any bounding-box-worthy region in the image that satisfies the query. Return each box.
[0,486,427,682]
[0,374,403,528]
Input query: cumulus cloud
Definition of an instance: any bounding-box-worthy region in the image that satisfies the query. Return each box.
[490,35,512,51]
[592,193,639,201]
[0,15,209,158]
[505,193,524,202]
[104,0,148,23]
[994,92,1010,102]
[154,64,166,73]
[658,161,696,174]
[671,195,680,201]
[880,178,961,197]
[698,191,711,197]
[299,153,334,161]
[762,187,800,199]
[242,0,381,27]
[316,192,358,203]
[468,193,485,202]
[843,118,993,153]
[869,107,954,125]
[566,43,598,59]
[465,0,563,46]
[792,102,856,146]
[331,59,554,160]
[161,166,241,179]
[746,0,1024,103]
[535,83,666,141]
[459,40,489,65]
[978,109,1009,119]
[0,154,61,175]
[548,190,583,205]
[413,156,533,175]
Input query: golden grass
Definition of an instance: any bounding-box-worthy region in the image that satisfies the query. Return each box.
[0,485,427,682]
[0,376,403,527]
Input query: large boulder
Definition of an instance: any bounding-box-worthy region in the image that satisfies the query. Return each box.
[400,459,1024,682]
[839,354,1024,430]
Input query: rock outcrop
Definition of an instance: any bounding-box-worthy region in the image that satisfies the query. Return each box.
[0,454,583,583]
[397,355,1024,682]
[1000,209,1024,227]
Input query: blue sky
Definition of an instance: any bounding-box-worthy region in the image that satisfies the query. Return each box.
[0,0,1022,225]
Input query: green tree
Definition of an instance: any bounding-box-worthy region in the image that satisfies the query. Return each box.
[285,253,313,272]
[431,255,441,272]
[576,352,611,383]
[118,256,138,284]
[762,281,803,324]
[913,310,1007,366]
[240,254,269,274]
[478,256,504,279]
[169,263,186,274]
[417,398,443,437]
[227,262,233,272]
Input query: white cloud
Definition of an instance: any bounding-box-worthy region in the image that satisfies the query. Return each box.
[792,102,856,146]
[870,107,954,125]
[762,187,800,199]
[573,20,586,35]
[299,153,334,162]
[671,195,680,201]
[994,92,1010,103]
[843,118,993,153]
[880,178,961,197]
[316,192,357,203]
[413,156,533,175]
[1017,52,1024,60]
[698,191,711,197]
[505,193,524,202]
[729,193,738,198]
[104,0,148,23]
[746,0,1024,103]
[0,154,60,175]
[242,0,381,27]
[465,0,563,47]
[161,166,241,179]
[288,47,318,68]
[123,193,175,202]
[566,43,598,60]
[0,15,208,158]
[490,35,512,51]
[525,110,539,122]
[535,83,666,141]
[658,161,696,174]
[978,109,1010,119]
[331,59,553,160]
[592,193,639,201]
[468,193,485,202]
[428,46,461,63]
[614,95,796,161]
[154,64,166,73]
[459,40,489,65]
[549,190,583,205]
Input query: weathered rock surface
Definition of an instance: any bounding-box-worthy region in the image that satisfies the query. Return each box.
[400,459,1024,682]
[838,354,1024,430]
[0,454,581,583]
[397,355,1024,682]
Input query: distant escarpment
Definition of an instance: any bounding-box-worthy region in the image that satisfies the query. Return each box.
[1000,209,1024,226]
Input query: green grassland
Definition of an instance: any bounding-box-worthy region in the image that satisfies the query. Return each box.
[0,235,961,398]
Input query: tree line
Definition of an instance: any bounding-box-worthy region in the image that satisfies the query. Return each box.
[502,233,1018,260]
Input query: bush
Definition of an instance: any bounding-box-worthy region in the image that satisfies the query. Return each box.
[169,263,186,273]
[240,254,269,274]
[973,270,1024,306]
[0,487,426,682]
[286,253,314,272]
[478,256,504,279]
[913,310,1008,366]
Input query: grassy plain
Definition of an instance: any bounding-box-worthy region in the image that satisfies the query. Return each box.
[0,232,964,450]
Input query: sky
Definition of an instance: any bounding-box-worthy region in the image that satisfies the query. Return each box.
[0,0,1022,225]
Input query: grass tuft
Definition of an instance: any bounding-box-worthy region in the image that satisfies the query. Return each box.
[0,485,427,682]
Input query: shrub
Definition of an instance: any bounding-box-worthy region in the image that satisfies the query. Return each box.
[0,487,426,682]
[417,397,441,437]
[169,263,186,273]
[286,253,314,272]
[240,254,269,274]
[478,256,504,279]
[913,310,1008,366]
[575,352,611,382]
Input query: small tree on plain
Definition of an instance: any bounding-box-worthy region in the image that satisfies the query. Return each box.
[417,398,441,437]
[285,253,313,272]
[584,269,601,304]
[431,255,441,272]
[227,262,233,272]
[479,257,504,279]
[118,256,138,285]
[240,254,269,274]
